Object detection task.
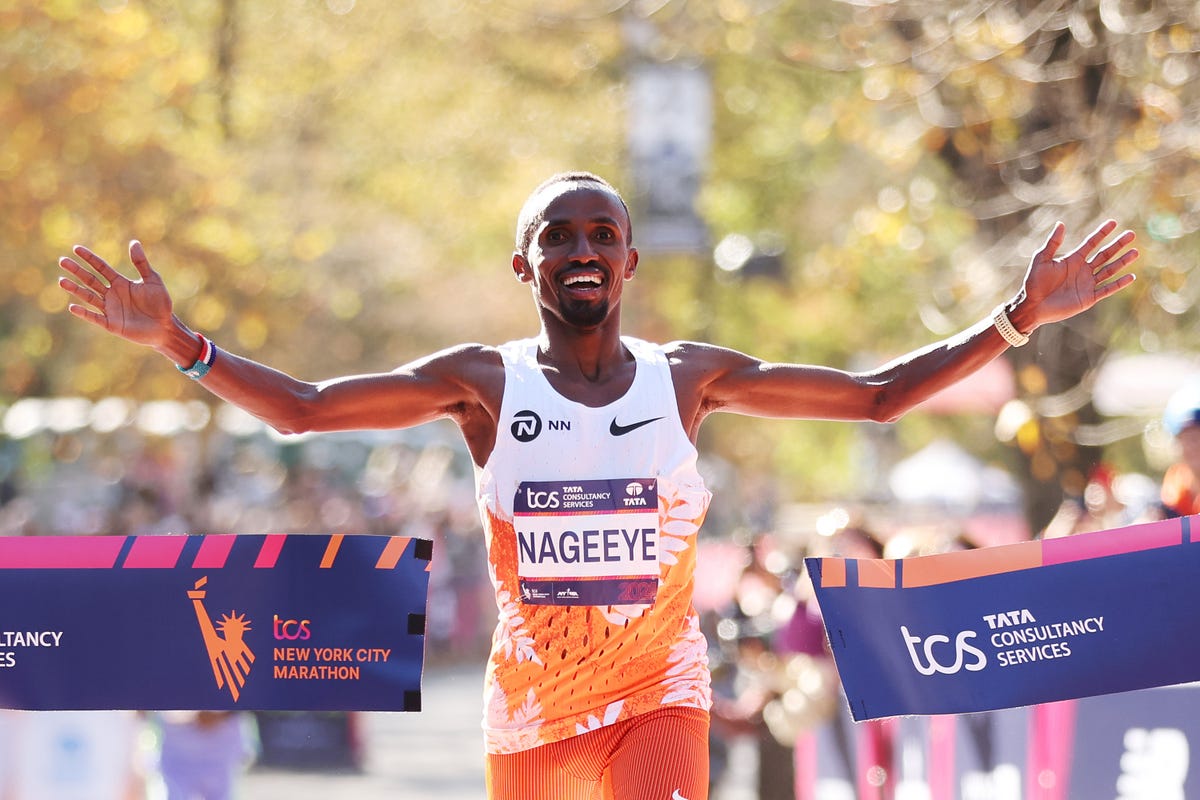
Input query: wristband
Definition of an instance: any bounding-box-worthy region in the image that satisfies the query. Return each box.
[177,333,217,380]
[992,305,1029,348]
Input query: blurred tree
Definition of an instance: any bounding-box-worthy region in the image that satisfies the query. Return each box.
[4,0,628,400]
[803,0,1200,529]
[629,0,1200,529]
[612,1,966,502]
[2,1,242,400]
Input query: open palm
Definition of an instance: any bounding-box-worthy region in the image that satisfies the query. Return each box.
[58,241,175,347]
[1021,220,1137,326]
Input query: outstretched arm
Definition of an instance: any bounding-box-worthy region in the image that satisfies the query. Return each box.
[58,241,502,444]
[675,220,1138,434]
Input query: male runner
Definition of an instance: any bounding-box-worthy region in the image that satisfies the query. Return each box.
[58,172,1137,799]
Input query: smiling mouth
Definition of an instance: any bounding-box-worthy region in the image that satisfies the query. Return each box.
[562,274,603,287]
[559,270,606,291]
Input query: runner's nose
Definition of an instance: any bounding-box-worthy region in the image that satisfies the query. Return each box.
[568,235,599,263]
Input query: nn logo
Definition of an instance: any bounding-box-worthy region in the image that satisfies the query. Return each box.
[511,409,571,442]
[900,625,987,676]
[189,576,256,701]
[511,410,542,442]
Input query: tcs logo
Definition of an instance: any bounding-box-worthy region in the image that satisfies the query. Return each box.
[900,625,987,675]
[274,615,312,641]
[524,487,560,510]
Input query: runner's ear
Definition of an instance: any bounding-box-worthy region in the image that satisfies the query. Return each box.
[623,248,639,281]
[512,252,534,283]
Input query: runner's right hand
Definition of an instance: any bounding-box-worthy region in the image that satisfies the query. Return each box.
[59,240,175,347]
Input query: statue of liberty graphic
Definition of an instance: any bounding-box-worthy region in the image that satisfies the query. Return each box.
[188,576,255,702]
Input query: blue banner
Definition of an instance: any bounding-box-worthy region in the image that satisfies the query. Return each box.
[805,515,1200,721]
[0,533,431,711]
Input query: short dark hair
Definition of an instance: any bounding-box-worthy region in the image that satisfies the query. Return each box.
[514,171,633,257]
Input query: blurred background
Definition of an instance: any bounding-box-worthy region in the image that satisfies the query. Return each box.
[4,0,1200,797]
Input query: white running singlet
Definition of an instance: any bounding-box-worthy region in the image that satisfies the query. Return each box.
[474,336,713,754]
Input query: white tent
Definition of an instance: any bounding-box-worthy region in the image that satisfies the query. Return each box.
[888,439,1020,514]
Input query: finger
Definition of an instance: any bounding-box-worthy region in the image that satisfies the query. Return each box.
[128,240,155,280]
[1037,221,1067,261]
[66,302,109,329]
[1092,248,1140,281]
[59,256,109,294]
[1088,230,1137,270]
[71,245,123,283]
[58,276,104,309]
[1064,219,1118,261]
[1094,271,1136,301]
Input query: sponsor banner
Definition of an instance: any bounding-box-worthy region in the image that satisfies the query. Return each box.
[0,534,431,711]
[515,478,659,605]
[805,515,1200,721]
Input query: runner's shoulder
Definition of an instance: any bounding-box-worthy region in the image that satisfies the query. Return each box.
[411,342,502,367]
[416,342,505,387]
[661,339,754,372]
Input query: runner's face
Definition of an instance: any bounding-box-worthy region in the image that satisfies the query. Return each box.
[514,184,637,330]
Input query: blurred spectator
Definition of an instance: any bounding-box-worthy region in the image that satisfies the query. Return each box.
[707,537,787,798]
[0,710,145,800]
[1041,463,1126,539]
[710,620,795,800]
[1158,380,1200,518]
[152,711,253,800]
[708,534,841,800]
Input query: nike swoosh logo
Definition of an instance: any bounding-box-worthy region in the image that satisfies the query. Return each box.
[671,790,690,800]
[609,416,663,436]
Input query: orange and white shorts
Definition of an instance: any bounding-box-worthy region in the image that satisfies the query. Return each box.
[486,706,710,800]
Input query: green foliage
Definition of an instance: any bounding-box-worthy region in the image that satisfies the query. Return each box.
[3,0,628,400]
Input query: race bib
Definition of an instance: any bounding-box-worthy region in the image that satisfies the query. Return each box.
[513,478,659,606]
